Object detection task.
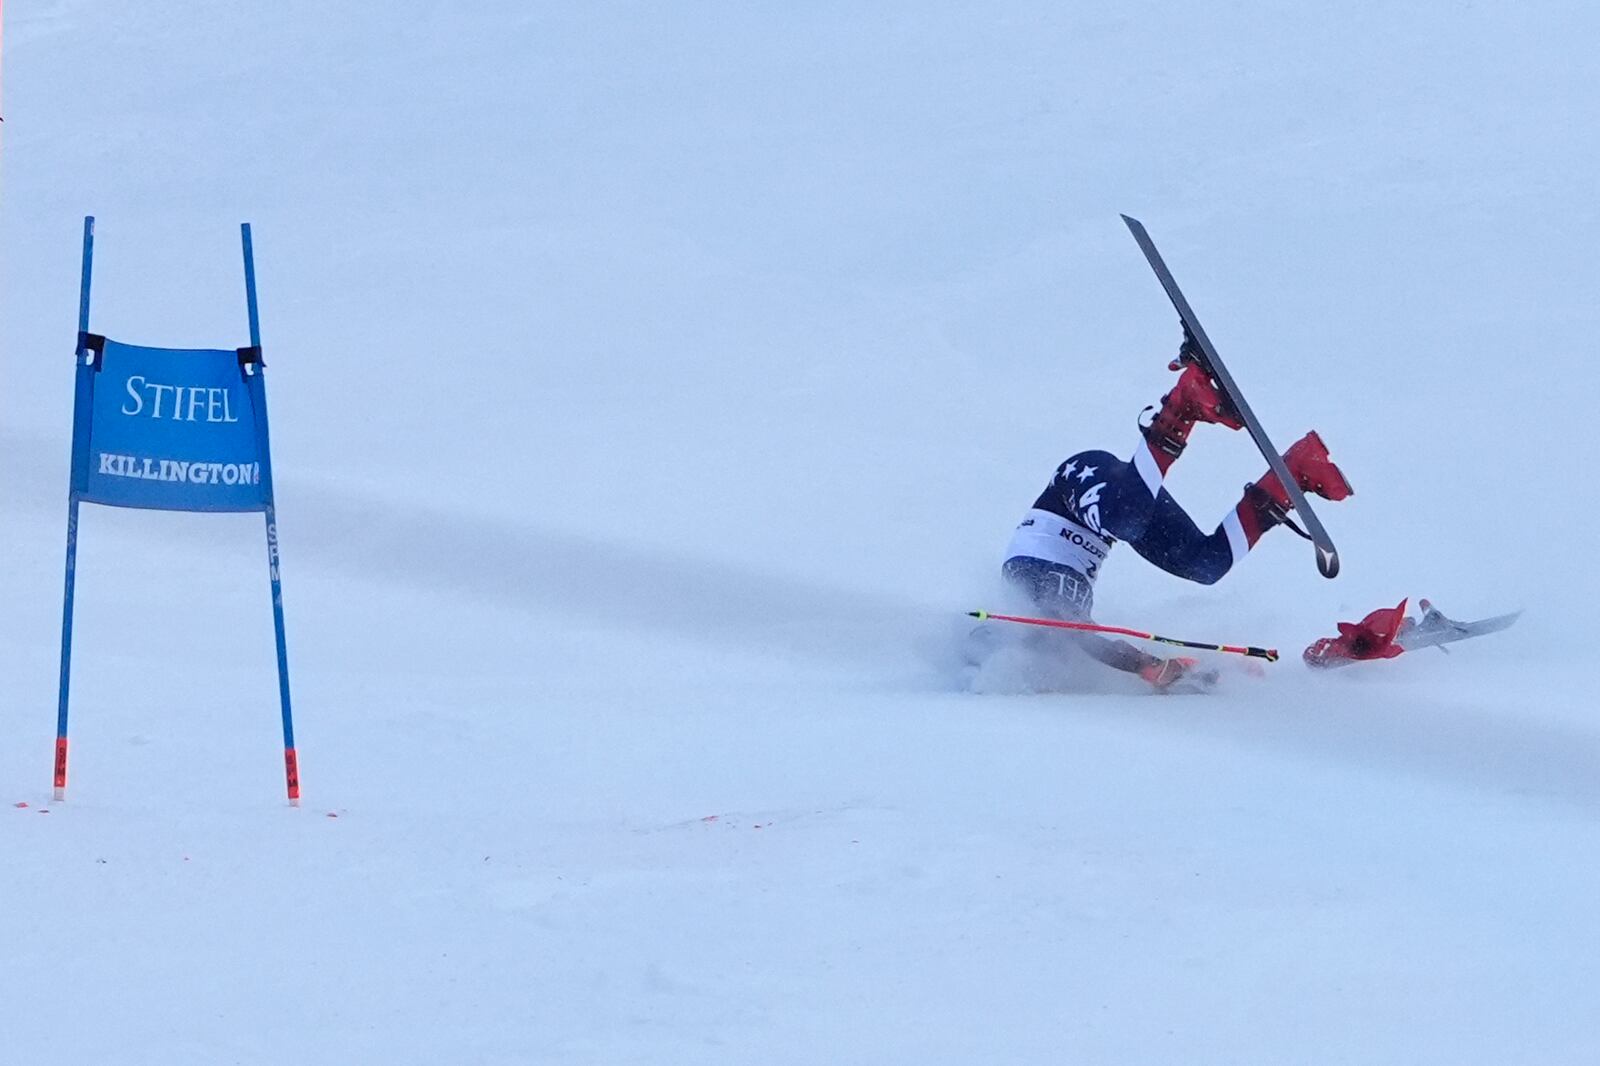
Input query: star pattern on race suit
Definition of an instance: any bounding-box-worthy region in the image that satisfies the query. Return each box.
[1058,461,1077,481]
[1076,465,1097,482]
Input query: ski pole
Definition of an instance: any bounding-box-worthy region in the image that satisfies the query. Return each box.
[968,610,1278,662]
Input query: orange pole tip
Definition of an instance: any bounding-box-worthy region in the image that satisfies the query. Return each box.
[283,748,301,803]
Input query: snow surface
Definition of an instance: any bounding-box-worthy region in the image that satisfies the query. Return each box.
[3,2,1599,1063]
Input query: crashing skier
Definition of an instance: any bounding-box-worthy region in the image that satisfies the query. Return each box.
[990,335,1354,691]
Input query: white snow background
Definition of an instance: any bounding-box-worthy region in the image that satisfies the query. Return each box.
[2,2,1598,1063]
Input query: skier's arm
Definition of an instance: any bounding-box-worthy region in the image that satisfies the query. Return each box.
[1075,632,1203,690]
[1073,632,1158,675]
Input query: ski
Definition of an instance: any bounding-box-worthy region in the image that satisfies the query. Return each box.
[1395,599,1522,653]
[1121,215,1342,579]
[1303,598,1521,667]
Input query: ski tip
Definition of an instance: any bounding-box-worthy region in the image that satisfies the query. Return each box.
[1120,213,1142,228]
[1316,546,1340,579]
[967,610,988,620]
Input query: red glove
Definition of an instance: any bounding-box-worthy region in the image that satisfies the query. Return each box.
[1139,655,1201,690]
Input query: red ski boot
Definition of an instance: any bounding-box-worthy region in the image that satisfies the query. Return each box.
[1142,360,1244,466]
[1253,431,1353,514]
[1304,599,1408,668]
[1138,654,1220,692]
[1236,431,1353,541]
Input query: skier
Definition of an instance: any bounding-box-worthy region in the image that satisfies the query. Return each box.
[997,336,1353,690]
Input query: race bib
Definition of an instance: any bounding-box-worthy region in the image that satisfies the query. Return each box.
[1003,508,1114,582]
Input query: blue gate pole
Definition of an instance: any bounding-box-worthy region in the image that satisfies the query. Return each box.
[242,223,301,805]
[55,216,96,801]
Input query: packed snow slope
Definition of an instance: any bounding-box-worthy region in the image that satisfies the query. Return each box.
[3,3,1598,1063]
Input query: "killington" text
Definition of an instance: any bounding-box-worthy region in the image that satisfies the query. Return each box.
[97,453,260,486]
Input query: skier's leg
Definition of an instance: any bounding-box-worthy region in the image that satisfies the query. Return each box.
[1127,488,1241,584]
[1054,448,1234,575]
[1130,431,1356,583]
[1129,428,1357,584]
[1067,344,1249,551]
[1083,357,1246,540]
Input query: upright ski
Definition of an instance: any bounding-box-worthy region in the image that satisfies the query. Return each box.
[1121,215,1341,579]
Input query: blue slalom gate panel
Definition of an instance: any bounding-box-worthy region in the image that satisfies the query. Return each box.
[76,339,270,512]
